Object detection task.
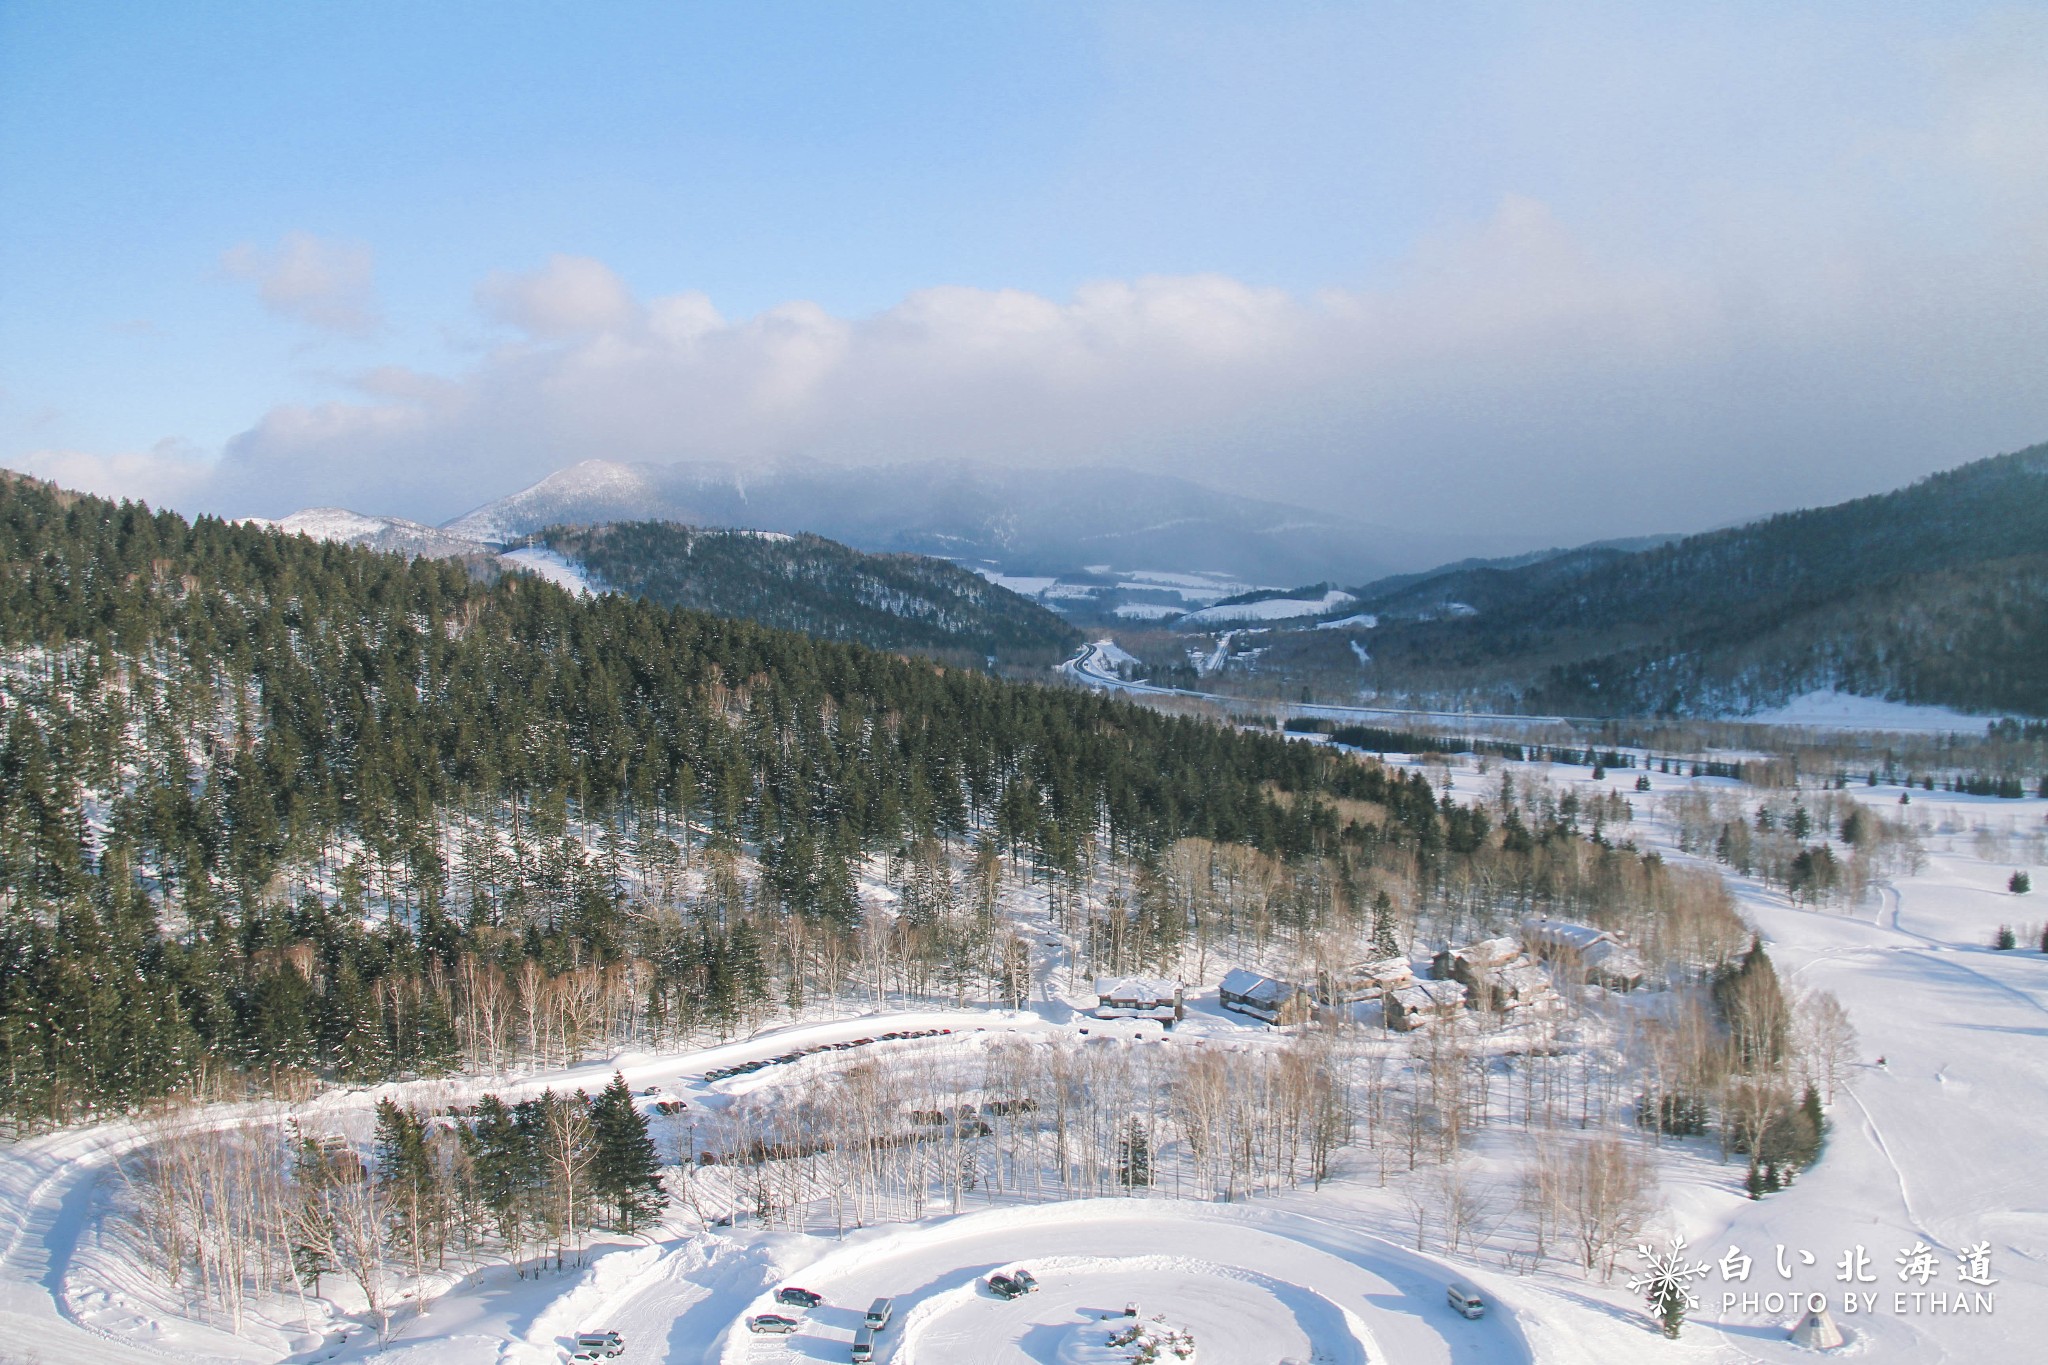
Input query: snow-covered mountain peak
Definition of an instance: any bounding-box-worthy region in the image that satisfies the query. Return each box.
[443,460,659,543]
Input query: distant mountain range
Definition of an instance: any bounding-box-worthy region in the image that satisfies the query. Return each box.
[442,457,1425,585]
[1169,444,2048,718]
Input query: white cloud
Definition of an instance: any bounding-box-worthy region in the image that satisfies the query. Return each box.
[128,169,2043,538]
[220,231,379,336]
[476,255,640,337]
[15,439,216,510]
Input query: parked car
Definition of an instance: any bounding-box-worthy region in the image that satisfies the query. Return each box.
[775,1286,824,1308]
[1012,1268,1038,1293]
[1446,1280,1486,1319]
[572,1330,623,1358]
[746,1314,800,1334]
[986,1274,1026,1300]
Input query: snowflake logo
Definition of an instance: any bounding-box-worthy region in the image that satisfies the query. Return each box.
[1629,1233,1715,1312]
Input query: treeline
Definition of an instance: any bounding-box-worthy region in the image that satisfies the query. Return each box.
[1282,718,1641,772]
[537,520,1080,669]
[119,1073,665,1336]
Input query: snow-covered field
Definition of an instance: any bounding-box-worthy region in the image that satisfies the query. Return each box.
[1743,689,1995,734]
[1175,589,1357,628]
[500,547,602,597]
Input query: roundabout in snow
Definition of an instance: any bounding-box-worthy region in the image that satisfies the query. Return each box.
[890,1254,1367,1365]
[709,1200,1529,1365]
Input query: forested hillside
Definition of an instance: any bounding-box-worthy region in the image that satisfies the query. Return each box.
[0,473,1468,1126]
[537,521,1078,667]
[0,473,1754,1133]
[1243,444,2048,716]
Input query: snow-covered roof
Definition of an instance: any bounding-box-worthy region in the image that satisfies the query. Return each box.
[1350,955,1413,982]
[1443,937,1520,970]
[1094,976,1181,1002]
[1390,979,1467,1009]
[1487,961,1554,999]
[1218,968,1296,1007]
[1583,942,1646,980]
[1521,917,1620,953]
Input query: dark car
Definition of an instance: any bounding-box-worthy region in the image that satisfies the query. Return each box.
[775,1286,824,1308]
[986,1274,1026,1300]
[746,1314,800,1334]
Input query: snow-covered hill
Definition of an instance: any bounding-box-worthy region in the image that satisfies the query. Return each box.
[257,508,488,559]
[442,460,673,544]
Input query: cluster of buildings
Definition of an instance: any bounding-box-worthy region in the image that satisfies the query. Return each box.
[1090,917,1645,1034]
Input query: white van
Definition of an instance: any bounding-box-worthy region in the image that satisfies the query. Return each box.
[850,1325,876,1362]
[864,1297,894,1330]
[1446,1281,1485,1319]
[573,1331,624,1359]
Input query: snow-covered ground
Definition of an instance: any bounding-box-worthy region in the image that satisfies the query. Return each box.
[500,547,602,597]
[1175,589,1357,627]
[1386,751,2048,1362]
[1743,689,1995,734]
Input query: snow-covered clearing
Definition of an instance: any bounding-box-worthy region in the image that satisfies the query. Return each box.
[970,571,1061,598]
[500,548,602,597]
[1742,689,1996,734]
[1175,590,1356,627]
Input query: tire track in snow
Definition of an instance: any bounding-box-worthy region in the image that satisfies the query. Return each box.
[1838,1086,1940,1251]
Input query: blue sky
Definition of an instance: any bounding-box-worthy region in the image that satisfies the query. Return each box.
[4,2,2047,548]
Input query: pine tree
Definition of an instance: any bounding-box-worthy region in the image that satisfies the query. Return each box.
[1115,1118,1152,1189]
[2012,871,2032,895]
[1658,1285,1686,1339]
[375,1099,443,1281]
[588,1073,668,1231]
[1368,891,1401,960]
